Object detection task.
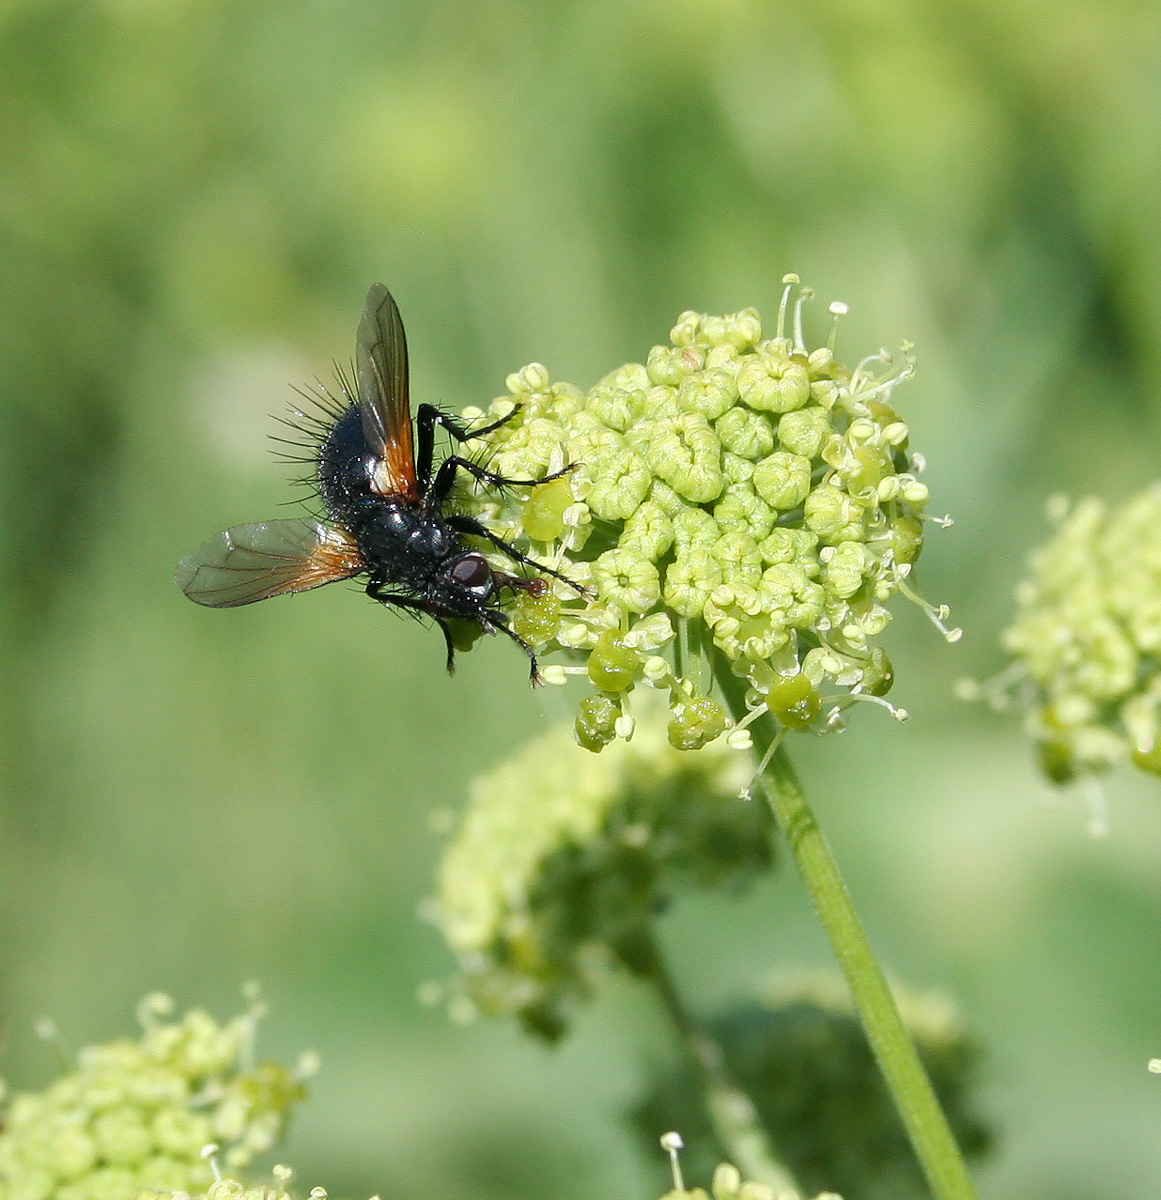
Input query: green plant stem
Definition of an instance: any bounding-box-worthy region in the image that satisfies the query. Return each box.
[718,667,980,1200]
[639,927,801,1197]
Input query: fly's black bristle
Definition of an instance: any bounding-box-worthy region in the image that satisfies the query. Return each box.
[272,367,358,484]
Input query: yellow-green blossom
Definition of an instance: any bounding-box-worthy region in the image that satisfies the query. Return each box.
[969,486,1161,783]
[434,709,772,1039]
[457,277,955,750]
[0,995,311,1200]
[137,1164,357,1200]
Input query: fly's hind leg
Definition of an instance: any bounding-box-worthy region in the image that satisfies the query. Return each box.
[365,581,462,675]
[480,607,543,685]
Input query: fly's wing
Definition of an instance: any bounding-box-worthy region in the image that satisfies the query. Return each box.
[356,283,419,500]
[176,519,365,608]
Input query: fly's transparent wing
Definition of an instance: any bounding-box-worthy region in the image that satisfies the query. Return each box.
[176,519,364,608]
[356,283,418,499]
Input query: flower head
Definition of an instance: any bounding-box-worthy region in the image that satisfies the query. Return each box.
[969,487,1161,784]
[0,994,310,1199]
[457,277,954,750]
[434,707,773,1039]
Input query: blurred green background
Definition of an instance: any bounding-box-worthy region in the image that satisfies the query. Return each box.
[2,0,1161,1196]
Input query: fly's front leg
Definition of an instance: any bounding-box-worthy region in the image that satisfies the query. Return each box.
[445,513,588,596]
[428,453,576,506]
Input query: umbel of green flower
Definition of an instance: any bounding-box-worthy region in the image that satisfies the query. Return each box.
[0,993,311,1200]
[139,1163,350,1200]
[435,709,773,1039]
[454,276,956,751]
[968,487,1161,784]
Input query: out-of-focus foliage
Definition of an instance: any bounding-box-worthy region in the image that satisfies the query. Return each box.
[2,2,1161,1199]
[631,977,990,1200]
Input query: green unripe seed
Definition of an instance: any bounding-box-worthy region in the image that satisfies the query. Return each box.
[860,647,894,696]
[521,475,574,541]
[890,516,924,564]
[588,631,642,691]
[767,673,822,728]
[667,697,729,750]
[1037,739,1076,785]
[1132,743,1161,777]
[511,590,563,646]
[574,694,620,751]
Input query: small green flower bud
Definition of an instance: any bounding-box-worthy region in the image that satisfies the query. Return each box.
[710,531,763,589]
[804,484,865,543]
[588,631,643,692]
[592,548,662,615]
[667,698,729,750]
[715,406,775,460]
[714,487,776,542]
[506,362,550,394]
[677,369,739,419]
[672,507,721,553]
[776,405,831,458]
[573,429,652,521]
[621,501,675,561]
[721,451,755,484]
[664,550,723,618]
[647,343,701,386]
[737,351,812,413]
[574,694,620,751]
[644,413,725,504]
[757,527,819,567]
[820,541,871,600]
[752,450,812,510]
[600,361,651,391]
[767,673,823,728]
[586,382,638,432]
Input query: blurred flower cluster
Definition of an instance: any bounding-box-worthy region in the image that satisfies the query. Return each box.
[458,277,953,751]
[970,487,1161,783]
[661,1156,839,1200]
[139,1164,337,1200]
[0,994,310,1200]
[434,708,773,1039]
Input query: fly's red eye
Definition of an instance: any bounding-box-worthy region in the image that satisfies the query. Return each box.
[451,554,491,588]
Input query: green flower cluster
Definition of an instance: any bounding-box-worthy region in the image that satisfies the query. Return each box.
[0,994,311,1200]
[970,487,1161,783]
[434,707,773,1039]
[635,976,990,1200]
[458,276,954,751]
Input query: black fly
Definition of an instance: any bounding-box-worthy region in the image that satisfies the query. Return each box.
[176,284,580,682]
